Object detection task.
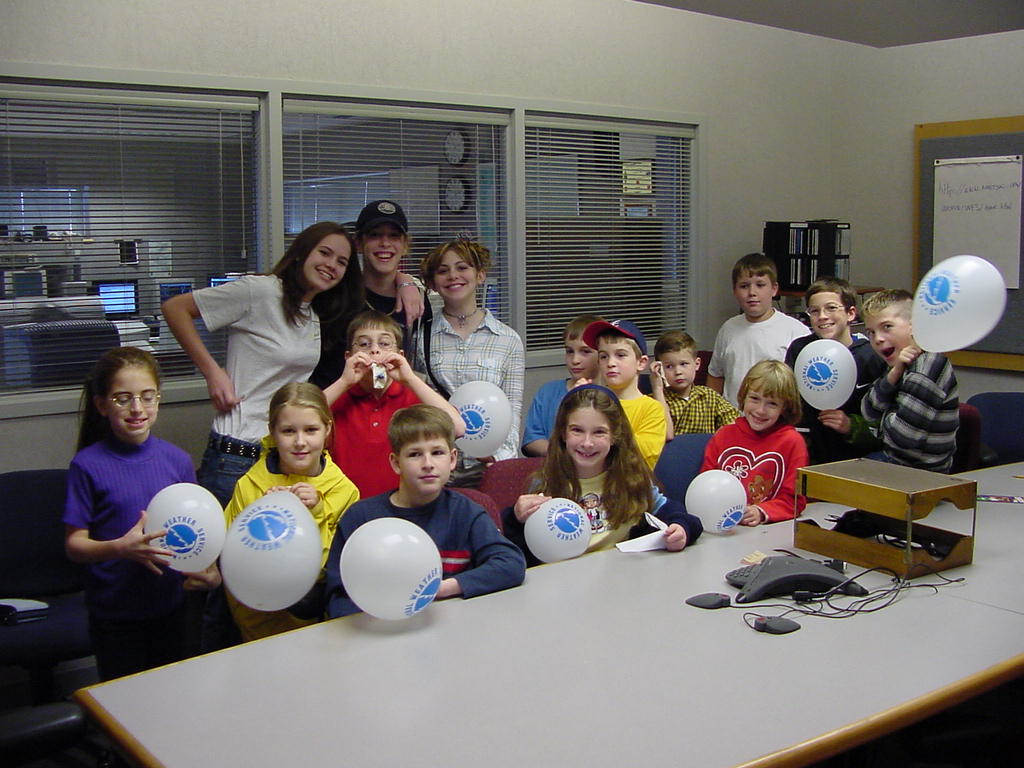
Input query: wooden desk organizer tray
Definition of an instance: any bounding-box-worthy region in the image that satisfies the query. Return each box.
[795,459,976,578]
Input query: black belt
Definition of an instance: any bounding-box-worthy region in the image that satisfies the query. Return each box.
[208,433,261,460]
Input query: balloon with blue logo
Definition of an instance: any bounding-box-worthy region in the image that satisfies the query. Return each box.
[793,338,857,411]
[144,483,226,572]
[685,470,746,535]
[220,490,323,612]
[339,517,442,620]
[912,254,1007,353]
[449,380,513,458]
[524,498,591,563]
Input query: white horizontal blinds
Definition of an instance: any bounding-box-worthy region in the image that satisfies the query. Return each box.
[0,90,259,393]
[281,99,509,320]
[524,117,692,353]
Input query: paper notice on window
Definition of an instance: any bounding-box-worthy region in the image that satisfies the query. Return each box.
[933,155,1021,289]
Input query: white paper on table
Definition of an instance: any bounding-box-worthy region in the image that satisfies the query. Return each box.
[616,530,667,552]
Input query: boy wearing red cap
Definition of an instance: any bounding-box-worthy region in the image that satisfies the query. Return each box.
[582,319,667,469]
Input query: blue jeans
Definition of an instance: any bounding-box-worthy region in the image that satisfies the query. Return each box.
[195,433,258,652]
[864,450,898,465]
[196,433,259,508]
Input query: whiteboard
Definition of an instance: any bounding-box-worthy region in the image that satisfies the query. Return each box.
[933,155,1021,289]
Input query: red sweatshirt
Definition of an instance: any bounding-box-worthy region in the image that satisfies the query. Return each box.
[700,417,809,523]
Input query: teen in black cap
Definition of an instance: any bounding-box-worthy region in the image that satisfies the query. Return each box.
[310,200,426,387]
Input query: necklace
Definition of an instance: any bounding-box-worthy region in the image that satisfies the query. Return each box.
[443,307,482,328]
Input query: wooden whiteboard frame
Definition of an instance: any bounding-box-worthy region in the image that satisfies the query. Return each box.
[915,115,1024,371]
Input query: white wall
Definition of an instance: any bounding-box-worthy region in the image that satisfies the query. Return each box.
[831,30,1024,289]
[1,0,1022,471]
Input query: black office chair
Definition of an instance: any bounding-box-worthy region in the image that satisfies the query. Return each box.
[0,469,93,704]
[951,403,982,474]
[0,701,87,766]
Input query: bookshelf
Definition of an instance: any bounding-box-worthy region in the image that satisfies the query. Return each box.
[763,220,851,291]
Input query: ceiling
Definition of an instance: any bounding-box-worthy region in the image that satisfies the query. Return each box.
[634,0,1024,48]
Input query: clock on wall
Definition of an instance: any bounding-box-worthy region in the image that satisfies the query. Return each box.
[444,177,468,212]
[444,129,466,165]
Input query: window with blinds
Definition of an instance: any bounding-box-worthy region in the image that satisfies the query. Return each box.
[0,89,259,394]
[524,116,693,356]
[282,99,509,319]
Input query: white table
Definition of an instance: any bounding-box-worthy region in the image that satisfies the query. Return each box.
[75,464,1024,768]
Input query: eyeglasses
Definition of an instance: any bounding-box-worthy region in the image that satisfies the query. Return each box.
[110,390,161,408]
[807,303,847,317]
[355,338,396,352]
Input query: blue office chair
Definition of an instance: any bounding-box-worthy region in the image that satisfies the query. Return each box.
[654,433,713,505]
[966,392,1024,465]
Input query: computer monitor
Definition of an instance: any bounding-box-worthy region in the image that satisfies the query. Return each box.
[91,280,139,319]
[208,273,245,287]
[159,281,193,302]
[3,269,48,298]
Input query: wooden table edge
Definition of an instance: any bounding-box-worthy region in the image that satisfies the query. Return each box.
[734,652,1024,768]
[73,686,166,768]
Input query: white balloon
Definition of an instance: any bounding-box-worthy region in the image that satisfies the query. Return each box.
[339,518,442,620]
[524,498,591,563]
[449,381,513,458]
[912,254,1007,353]
[793,338,858,411]
[144,483,225,572]
[685,470,746,535]
[220,490,323,612]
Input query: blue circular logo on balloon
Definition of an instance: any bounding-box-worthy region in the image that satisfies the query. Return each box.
[165,522,199,554]
[159,514,207,558]
[924,274,951,305]
[238,505,296,551]
[919,270,960,316]
[547,504,586,540]
[806,360,835,387]
[405,567,441,616]
[801,355,838,392]
[721,505,744,531]
[459,403,491,439]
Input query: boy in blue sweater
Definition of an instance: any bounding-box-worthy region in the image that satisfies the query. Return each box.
[325,404,525,618]
[785,277,886,463]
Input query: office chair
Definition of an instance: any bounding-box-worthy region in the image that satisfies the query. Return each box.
[966,392,1024,465]
[478,457,544,511]
[951,403,982,474]
[0,469,93,704]
[653,432,713,504]
[0,701,87,766]
[450,487,504,533]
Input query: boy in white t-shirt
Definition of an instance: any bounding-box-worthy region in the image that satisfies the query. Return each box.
[706,253,807,407]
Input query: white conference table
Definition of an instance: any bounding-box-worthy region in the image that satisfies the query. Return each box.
[75,463,1024,768]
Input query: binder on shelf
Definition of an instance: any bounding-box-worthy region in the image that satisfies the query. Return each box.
[763,220,851,291]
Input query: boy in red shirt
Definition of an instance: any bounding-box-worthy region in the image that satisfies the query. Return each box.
[324,311,463,497]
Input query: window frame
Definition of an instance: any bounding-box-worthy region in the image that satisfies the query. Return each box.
[0,65,705,419]
[522,111,696,366]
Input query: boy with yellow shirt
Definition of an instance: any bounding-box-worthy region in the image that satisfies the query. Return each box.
[582,319,667,468]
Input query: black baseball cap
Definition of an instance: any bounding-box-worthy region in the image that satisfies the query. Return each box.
[356,200,408,234]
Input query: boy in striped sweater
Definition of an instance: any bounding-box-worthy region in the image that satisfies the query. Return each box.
[860,289,959,473]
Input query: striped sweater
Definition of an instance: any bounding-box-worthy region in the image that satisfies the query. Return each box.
[861,351,959,473]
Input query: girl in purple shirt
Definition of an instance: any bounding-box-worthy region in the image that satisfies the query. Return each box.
[64,347,218,680]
